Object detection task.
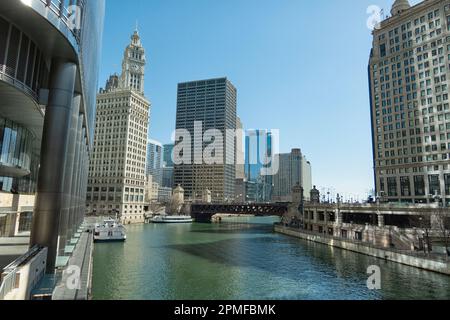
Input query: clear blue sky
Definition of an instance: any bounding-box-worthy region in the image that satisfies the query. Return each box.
[99,0,421,200]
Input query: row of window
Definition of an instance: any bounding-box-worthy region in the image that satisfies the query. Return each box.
[379,174,450,197]
[87,194,144,203]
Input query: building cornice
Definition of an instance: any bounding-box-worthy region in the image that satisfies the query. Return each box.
[374,0,442,34]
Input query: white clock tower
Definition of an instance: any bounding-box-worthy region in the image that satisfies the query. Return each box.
[120,29,146,94]
[88,29,150,224]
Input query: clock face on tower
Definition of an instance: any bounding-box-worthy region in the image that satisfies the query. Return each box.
[131,64,139,71]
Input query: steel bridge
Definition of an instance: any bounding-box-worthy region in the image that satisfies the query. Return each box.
[189,203,289,223]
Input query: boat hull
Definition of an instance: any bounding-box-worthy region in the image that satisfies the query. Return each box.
[152,220,194,224]
[151,216,194,224]
[94,218,127,243]
[94,238,126,243]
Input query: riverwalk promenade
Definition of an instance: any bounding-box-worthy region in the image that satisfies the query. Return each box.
[275,224,450,275]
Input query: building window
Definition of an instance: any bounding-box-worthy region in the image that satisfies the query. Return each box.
[380,178,385,193]
[387,177,398,197]
[380,43,387,57]
[414,176,425,196]
[445,174,450,196]
[400,177,411,197]
[429,175,441,196]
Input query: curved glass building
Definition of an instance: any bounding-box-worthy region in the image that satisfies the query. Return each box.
[0,0,105,273]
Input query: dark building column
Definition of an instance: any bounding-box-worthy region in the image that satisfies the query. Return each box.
[74,127,86,229]
[81,143,89,223]
[58,93,81,257]
[76,143,84,227]
[77,129,87,227]
[68,114,84,240]
[30,59,77,273]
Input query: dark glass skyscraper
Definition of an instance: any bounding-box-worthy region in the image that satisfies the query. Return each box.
[174,78,237,201]
[0,0,105,272]
[245,130,274,202]
[162,143,174,188]
[163,143,175,167]
[147,139,163,185]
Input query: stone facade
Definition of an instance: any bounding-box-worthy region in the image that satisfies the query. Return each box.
[369,0,450,204]
[87,30,150,224]
[0,193,35,237]
[272,149,312,202]
[290,201,450,252]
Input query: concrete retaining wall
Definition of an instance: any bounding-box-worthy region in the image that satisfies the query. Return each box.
[275,225,450,276]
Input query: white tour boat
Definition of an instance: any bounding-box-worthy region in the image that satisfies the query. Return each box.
[94,219,127,242]
[151,215,194,224]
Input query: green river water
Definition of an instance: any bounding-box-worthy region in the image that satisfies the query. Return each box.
[92,217,450,300]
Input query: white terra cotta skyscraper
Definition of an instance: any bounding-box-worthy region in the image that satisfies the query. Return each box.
[87,29,150,224]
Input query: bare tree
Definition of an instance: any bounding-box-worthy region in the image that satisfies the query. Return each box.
[149,202,165,215]
[435,208,450,257]
[408,215,431,253]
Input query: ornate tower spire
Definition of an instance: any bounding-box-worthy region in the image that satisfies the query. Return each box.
[120,29,146,94]
[391,0,411,16]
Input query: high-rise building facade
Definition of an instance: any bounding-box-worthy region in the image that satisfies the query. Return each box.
[0,0,105,272]
[174,78,237,202]
[369,0,450,204]
[236,117,245,180]
[272,149,312,202]
[147,139,162,185]
[245,129,274,202]
[163,143,174,167]
[162,167,174,189]
[302,157,313,201]
[87,30,150,224]
[161,143,174,188]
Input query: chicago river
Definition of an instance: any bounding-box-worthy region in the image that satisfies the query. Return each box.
[92,217,450,300]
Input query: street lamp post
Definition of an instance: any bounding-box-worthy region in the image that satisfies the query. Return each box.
[376,191,385,228]
[429,191,450,256]
[419,216,430,254]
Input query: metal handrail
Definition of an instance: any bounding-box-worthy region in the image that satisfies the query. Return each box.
[0,65,38,101]
[37,0,85,45]
[0,245,43,300]
[2,245,41,273]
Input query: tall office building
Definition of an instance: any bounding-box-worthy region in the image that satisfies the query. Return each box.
[245,129,274,202]
[87,29,150,224]
[0,0,104,272]
[162,167,174,188]
[236,117,245,180]
[174,77,237,202]
[234,117,245,202]
[163,143,174,167]
[272,149,312,202]
[369,0,450,204]
[147,139,162,185]
[302,156,313,201]
[161,143,174,188]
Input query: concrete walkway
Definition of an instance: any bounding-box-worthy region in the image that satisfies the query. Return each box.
[275,225,450,275]
[52,229,94,300]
